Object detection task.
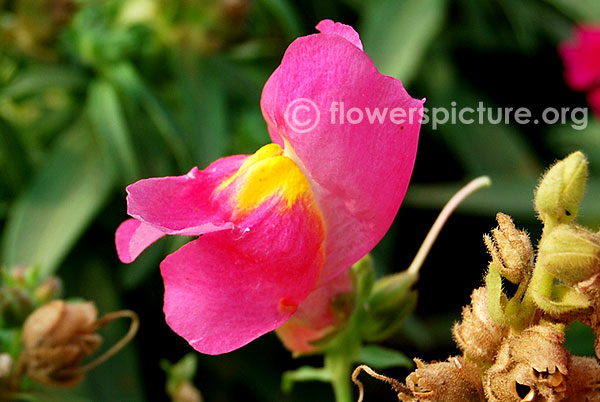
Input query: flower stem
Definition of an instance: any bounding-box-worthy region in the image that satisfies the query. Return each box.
[408,176,491,277]
[324,313,363,402]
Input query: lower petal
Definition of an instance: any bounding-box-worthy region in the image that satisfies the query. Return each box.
[161,195,326,355]
[115,219,166,263]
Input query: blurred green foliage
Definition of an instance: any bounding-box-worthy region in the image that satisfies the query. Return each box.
[0,0,598,400]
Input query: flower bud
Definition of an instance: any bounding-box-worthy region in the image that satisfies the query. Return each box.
[20,300,101,386]
[537,224,600,285]
[276,270,355,355]
[400,357,485,401]
[453,287,508,365]
[484,324,570,402]
[484,213,534,284]
[534,151,588,226]
[360,271,418,342]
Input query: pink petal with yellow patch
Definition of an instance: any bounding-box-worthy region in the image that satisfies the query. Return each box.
[161,148,326,354]
[261,20,422,285]
[115,155,247,263]
[560,25,600,91]
[126,154,247,236]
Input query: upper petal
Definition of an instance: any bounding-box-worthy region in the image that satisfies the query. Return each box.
[261,21,422,284]
[161,150,326,355]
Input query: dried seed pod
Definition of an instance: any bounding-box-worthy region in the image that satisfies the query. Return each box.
[564,356,600,402]
[484,213,534,284]
[453,287,509,365]
[16,300,138,388]
[400,357,485,402]
[20,300,101,386]
[484,324,571,402]
[577,273,600,359]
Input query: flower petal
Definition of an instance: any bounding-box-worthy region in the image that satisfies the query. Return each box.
[126,154,247,236]
[161,183,325,354]
[276,270,354,354]
[560,26,600,91]
[587,87,600,117]
[261,21,422,284]
[315,19,363,51]
[115,219,166,263]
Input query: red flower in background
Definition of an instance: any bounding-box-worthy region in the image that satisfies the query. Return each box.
[560,25,600,116]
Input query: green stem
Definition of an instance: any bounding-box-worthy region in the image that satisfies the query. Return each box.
[325,349,353,402]
[324,312,363,402]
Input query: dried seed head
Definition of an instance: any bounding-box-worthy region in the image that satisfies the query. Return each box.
[484,324,571,402]
[484,213,534,284]
[564,356,600,401]
[400,357,485,402]
[20,300,101,386]
[577,273,600,359]
[453,287,509,365]
[537,224,600,285]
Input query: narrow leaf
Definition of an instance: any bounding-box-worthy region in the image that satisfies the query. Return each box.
[1,119,114,276]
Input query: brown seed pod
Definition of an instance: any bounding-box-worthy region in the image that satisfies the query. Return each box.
[484,324,571,402]
[453,287,509,365]
[14,300,138,388]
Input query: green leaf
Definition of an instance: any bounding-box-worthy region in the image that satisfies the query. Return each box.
[107,63,192,171]
[361,0,447,84]
[256,0,303,42]
[281,366,331,393]
[542,0,600,21]
[1,119,114,276]
[356,345,412,370]
[0,117,32,197]
[174,55,229,166]
[88,79,140,183]
[0,66,86,99]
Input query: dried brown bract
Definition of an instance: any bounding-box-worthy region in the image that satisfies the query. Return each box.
[453,287,509,365]
[483,213,534,284]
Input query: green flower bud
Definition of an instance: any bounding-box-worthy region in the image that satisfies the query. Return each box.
[537,224,600,285]
[361,271,417,342]
[534,151,588,226]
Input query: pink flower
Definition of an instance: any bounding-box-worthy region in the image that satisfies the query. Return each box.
[559,25,600,115]
[115,20,423,355]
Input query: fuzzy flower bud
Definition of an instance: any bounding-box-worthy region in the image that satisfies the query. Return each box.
[453,287,509,365]
[399,356,485,401]
[484,324,570,402]
[484,213,534,284]
[534,151,588,226]
[537,224,600,285]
